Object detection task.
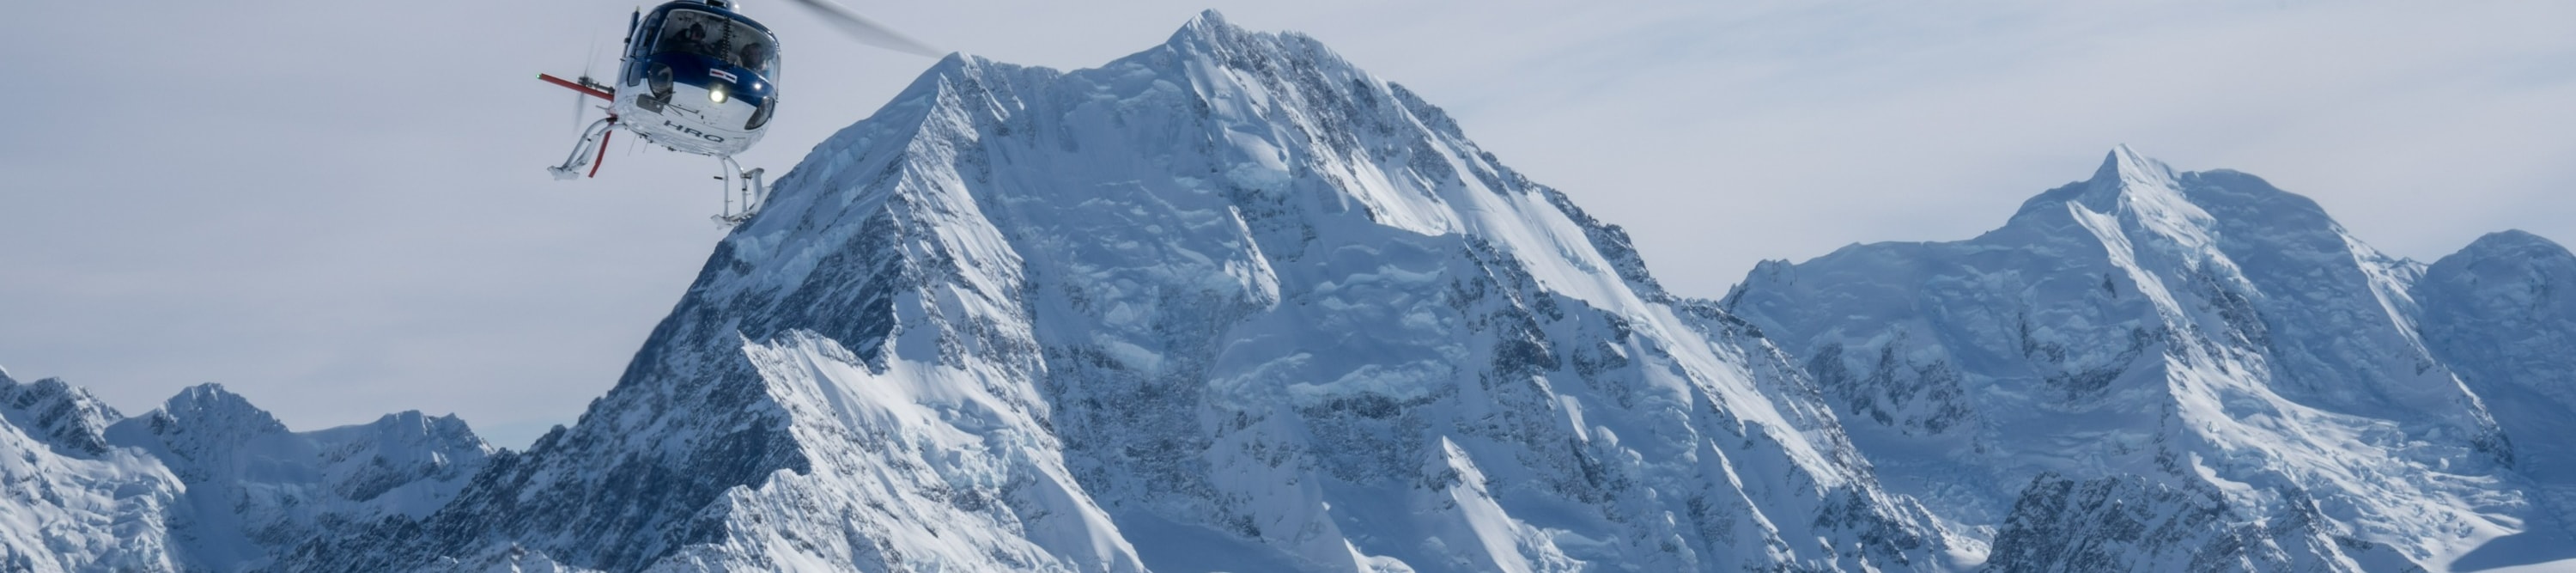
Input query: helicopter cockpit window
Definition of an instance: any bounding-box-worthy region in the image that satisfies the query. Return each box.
[655,9,778,75]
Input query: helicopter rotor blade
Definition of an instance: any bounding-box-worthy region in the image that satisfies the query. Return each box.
[574,32,600,128]
[779,0,944,58]
[573,91,590,128]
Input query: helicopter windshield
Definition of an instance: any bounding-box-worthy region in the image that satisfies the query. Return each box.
[656,9,777,76]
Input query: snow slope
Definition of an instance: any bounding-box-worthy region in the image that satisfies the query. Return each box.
[289,11,1949,572]
[1723,147,2553,570]
[0,371,181,573]
[2415,230,2576,570]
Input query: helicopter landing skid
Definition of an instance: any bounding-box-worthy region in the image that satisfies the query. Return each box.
[714,155,769,228]
[548,116,619,180]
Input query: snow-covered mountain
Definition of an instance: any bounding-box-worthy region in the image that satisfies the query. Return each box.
[114,385,493,571]
[284,10,1953,572]
[1722,147,2576,570]
[0,369,492,572]
[2414,230,2576,570]
[8,10,2574,573]
[0,369,181,572]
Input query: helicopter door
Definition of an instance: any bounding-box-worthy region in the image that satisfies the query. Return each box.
[626,10,665,88]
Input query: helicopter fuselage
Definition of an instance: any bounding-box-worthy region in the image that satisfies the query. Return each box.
[614,2,780,157]
[545,0,935,225]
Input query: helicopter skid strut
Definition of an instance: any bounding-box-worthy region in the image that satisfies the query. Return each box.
[544,115,769,228]
[714,155,769,228]
[549,116,619,180]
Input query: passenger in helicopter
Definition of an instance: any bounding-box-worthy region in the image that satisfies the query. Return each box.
[676,22,710,54]
[737,41,769,72]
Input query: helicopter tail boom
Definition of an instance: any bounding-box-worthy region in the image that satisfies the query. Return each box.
[539,73,616,101]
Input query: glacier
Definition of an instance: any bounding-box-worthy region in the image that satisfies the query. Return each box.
[5,9,2575,573]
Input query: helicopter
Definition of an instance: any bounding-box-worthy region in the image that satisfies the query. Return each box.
[540,0,939,226]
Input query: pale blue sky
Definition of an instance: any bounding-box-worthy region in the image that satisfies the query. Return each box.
[3,0,2570,448]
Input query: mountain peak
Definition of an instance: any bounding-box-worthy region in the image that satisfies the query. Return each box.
[1168,9,1249,50]
[0,375,124,456]
[1160,9,1348,73]
[2071,145,2195,212]
[359,410,486,449]
[2462,229,2573,259]
[2072,145,2341,230]
[2421,229,2576,314]
[1183,9,1232,32]
[2091,143,2174,188]
[2002,146,2217,250]
[154,382,288,436]
[1998,146,2366,265]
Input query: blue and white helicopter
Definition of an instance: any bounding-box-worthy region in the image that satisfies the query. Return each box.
[541,0,939,225]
